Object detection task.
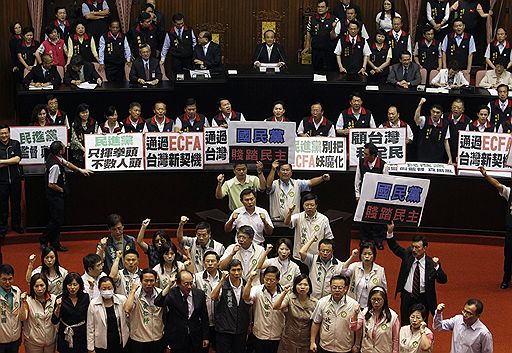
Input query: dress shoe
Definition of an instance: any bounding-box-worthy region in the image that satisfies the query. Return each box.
[500,281,509,289]
[54,245,68,252]
[12,227,24,234]
[376,242,385,250]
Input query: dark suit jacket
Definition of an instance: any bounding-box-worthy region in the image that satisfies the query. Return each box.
[63,61,100,85]
[252,43,287,64]
[155,286,209,350]
[387,62,422,86]
[193,41,223,72]
[129,57,162,83]
[24,65,61,86]
[387,235,448,314]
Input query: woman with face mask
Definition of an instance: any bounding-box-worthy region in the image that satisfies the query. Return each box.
[21,273,58,353]
[52,272,90,353]
[86,276,129,353]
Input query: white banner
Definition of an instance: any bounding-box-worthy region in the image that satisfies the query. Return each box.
[145,132,204,170]
[85,133,144,171]
[228,121,296,164]
[293,137,347,171]
[11,126,68,165]
[348,128,407,166]
[354,174,430,226]
[203,127,229,165]
[388,162,455,175]
[458,131,512,172]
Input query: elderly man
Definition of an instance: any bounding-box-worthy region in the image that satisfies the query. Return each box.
[193,31,223,73]
[297,102,336,137]
[478,59,512,89]
[253,29,286,68]
[129,44,162,86]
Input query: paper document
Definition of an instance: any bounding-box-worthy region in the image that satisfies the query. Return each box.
[77,82,97,90]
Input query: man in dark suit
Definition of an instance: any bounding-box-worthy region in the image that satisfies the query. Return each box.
[129,43,162,86]
[155,270,209,353]
[252,29,287,69]
[386,222,447,325]
[63,55,102,86]
[193,31,223,73]
[24,53,61,87]
[387,50,422,88]
[332,0,362,23]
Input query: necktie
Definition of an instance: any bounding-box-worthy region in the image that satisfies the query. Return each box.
[403,67,408,81]
[178,28,182,39]
[352,38,355,46]
[145,62,150,81]
[203,46,208,56]
[182,293,189,318]
[412,261,420,298]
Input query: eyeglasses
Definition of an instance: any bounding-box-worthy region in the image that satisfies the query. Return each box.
[461,309,476,318]
[371,297,384,303]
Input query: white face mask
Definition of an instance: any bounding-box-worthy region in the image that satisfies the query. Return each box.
[100,289,114,299]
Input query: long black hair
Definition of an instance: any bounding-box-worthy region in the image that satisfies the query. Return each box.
[365,286,392,323]
[157,242,178,274]
[380,0,396,20]
[62,272,86,298]
[40,246,63,278]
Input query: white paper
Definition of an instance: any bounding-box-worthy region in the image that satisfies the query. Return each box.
[425,87,449,94]
[488,88,498,96]
[28,84,53,90]
[77,82,97,90]
[228,70,238,75]
[313,74,327,82]
[190,70,211,78]
[365,85,379,91]
[259,63,280,73]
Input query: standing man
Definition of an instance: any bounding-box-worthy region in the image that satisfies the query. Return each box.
[53,6,71,42]
[98,19,132,83]
[0,264,23,353]
[386,222,447,324]
[177,216,225,272]
[491,84,512,132]
[285,193,333,260]
[334,20,370,76]
[302,0,338,72]
[479,166,512,289]
[193,31,223,73]
[484,28,512,70]
[387,17,412,65]
[210,259,251,353]
[155,270,209,353]
[354,143,389,250]
[441,19,476,75]
[160,13,196,75]
[128,12,160,59]
[174,98,210,132]
[434,299,493,353]
[0,125,22,239]
[41,141,92,251]
[82,0,110,44]
[297,102,336,137]
[215,162,266,212]
[224,188,274,245]
[414,97,452,163]
[145,102,173,132]
[124,269,165,353]
[310,275,359,353]
[266,160,329,222]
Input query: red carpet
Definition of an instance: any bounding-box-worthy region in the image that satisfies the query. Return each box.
[2,234,507,353]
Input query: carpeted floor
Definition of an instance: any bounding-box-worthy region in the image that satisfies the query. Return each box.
[2,235,507,353]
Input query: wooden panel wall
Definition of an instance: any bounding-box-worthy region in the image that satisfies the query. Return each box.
[2,0,511,121]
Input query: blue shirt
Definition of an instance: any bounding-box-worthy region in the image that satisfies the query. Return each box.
[0,286,14,311]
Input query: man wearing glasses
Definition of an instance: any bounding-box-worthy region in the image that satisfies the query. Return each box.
[433,299,493,353]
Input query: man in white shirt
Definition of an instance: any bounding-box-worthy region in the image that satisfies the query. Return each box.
[478,59,512,89]
[441,19,476,75]
[81,253,107,299]
[484,27,512,70]
[225,188,273,245]
[378,106,413,144]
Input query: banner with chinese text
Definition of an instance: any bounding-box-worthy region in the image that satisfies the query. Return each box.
[203,127,229,165]
[388,162,455,175]
[228,121,296,164]
[85,134,144,171]
[348,128,406,166]
[293,137,347,171]
[354,174,430,226]
[457,131,512,172]
[11,126,68,165]
[145,132,204,170]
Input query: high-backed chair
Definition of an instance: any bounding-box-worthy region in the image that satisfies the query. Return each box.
[195,22,229,64]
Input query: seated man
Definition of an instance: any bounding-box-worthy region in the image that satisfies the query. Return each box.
[174,98,210,132]
[224,188,273,245]
[297,102,336,137]
[387,50,422,88]
[489,84,512,131]
[336,92,376,136]
[211,98,246,128]
[63,55,102,86]
[145,101,173,132]
[46,95,69,127]
[23,53,61,87]
[252,29,286,69]
[478,59,512,89]
[129,44,162,86]
[378,106,413,144]
[124,102,147,133]
[193,30,223,73]
[430,60,469,88]
[466,105,499,133]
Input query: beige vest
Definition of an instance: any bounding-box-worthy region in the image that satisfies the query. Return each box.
[187,238,225,272]
[128,287,164,342]
[0,286,22,343]
[292,212,331,259]
[347,262,387,306]
[318,295,359,352]
[251,285,285,340]
[264,257,300,288]
[194,270,221,326]
[308,256,344,299]
[23,294,57,346]
[269,179,302,221]
[361,308,399,353]
[230,243,265,286]
[399,326,433,353]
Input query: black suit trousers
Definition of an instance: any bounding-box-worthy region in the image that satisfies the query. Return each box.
[400,291,429,325]
[0,180,21,235]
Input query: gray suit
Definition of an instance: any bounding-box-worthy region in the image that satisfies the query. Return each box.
[387,62,422,86]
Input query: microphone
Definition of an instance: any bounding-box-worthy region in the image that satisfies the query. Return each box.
[275,45,286,67]
[254,44,264,64]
